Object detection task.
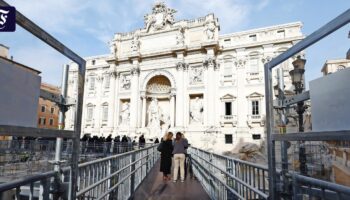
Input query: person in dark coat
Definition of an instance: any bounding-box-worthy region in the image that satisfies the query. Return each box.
[159,132,173,181]
[138,135,146,148]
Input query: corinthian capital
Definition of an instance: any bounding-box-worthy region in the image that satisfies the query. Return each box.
[130,67,140,76]
[203,57,217,70]
[176,62,188,71]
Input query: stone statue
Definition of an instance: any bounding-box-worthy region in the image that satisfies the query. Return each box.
[161,113,171,136]
[191,67,203,84]
[205,20,216,40]
[109,41,117,57]
[121,75,131,90]
[176,27,185,46]
[190,97,203,123]
[120,102,130,125]
[148,98,160,129]
[144,2,177,32]
[131,34,140,52]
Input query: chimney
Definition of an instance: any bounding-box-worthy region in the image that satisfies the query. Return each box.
[0,44,9,58]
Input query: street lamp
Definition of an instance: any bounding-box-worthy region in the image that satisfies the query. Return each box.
[273,84,279,98]
[290,55,307,175]
[290,55,306,131]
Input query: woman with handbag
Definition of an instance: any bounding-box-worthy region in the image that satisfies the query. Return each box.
[158,132,173,181]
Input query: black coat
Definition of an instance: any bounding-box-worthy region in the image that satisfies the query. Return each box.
[160,140,173,174]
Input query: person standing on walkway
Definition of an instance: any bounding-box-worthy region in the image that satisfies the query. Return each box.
[158,132,173,181]
[173,132,188,182]
[138,134,146,148]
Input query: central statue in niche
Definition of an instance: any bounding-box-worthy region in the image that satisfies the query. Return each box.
[148,98,161,130]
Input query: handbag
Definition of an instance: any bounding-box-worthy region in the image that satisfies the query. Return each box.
[157,141,164,152]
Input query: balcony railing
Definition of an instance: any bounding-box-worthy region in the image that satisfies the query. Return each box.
[247,115,264,127]
[246,71,263,83]
[220,115,237,126]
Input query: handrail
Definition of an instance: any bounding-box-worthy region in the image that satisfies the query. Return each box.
[191,158,245,200]
[78,144,154,167]
[293,173,350,196]
[192,150,269,198]
[0,171,57,192]
[190,146,269,170]
[189,146,270,200]
[76,151,156,196]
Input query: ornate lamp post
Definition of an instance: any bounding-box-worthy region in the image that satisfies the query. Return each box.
[290,56,306,131]
[290,55,307,175]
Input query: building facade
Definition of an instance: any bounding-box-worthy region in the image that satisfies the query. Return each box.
[65,3,304,152]
[37,83,60,129]
[0,44,41,141]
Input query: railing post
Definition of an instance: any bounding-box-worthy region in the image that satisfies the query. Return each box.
[130,152,136,196]
[39,178,49,200]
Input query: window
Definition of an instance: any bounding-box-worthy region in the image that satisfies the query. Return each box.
[225,102,232,115]
[225,134,233,144]
[87,105,93,120]
[104,75,110,89]
[89,77,95,90]
[50,107,55,114]
[39,117,46,125]
[102,104,108,121]
[252,100,259,115]
[277,30,285,38]
[224,64,232,78]
[224,39,231,46]
[252,134,261,140]
[41,106,45,113]
[49,118,54,126]
[249,34,257,41]
[250,57,259,73]
[92,60,96,65]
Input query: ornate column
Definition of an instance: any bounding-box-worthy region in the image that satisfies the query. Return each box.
[175,61,186,128]
[170,89,176,127]
[107,67,117,131]
[130,61,140,130]
[183,65,189,126]
[214,60,220,126]
[203,54,216,126]
[141,91,147,128]
[113,73,120,132]
[95,74,103,134]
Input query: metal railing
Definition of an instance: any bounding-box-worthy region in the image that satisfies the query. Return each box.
[73,144,159,200]
[264,8,350,199]
[0,140,151,179]
[189,147,271,200]
[0,144,159,199]
[291,173,350,200]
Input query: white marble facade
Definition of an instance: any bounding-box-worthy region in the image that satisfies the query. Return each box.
[65,3,304,152]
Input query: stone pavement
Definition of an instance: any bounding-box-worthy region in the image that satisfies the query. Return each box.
[131,161,211,200]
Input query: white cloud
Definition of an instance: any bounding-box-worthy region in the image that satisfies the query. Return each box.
[12,44,69,86]
[3,0,271,86]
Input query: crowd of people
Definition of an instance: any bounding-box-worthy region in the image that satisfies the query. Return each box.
[80,134,151,154]
[10,134,155,154]
[157,132,189,183]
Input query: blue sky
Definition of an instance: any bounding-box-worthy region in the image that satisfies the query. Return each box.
[0,0,349,86]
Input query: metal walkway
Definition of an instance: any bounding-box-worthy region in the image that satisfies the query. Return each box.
[131,160,210,200]
[1,0,350,199]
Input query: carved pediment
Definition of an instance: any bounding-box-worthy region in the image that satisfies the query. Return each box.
[246,92,264,98]
[220,94,236,101]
